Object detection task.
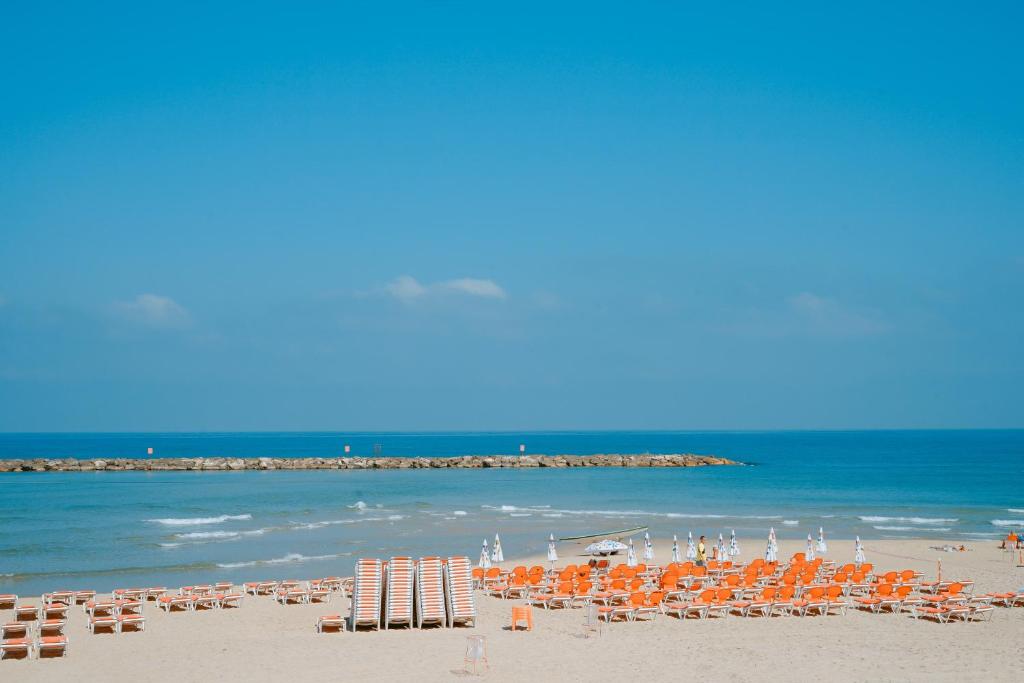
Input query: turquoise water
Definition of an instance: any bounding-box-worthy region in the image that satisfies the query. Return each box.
[1,430,1021,596]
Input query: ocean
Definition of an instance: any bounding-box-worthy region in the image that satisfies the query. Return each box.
[1,430,1021,596]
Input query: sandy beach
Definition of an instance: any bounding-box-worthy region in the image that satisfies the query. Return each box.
[3,537,1022,682]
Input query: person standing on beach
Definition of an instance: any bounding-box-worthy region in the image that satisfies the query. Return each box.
[696,535,707,566]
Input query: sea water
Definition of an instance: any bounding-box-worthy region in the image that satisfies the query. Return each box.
[1,430,1021,596]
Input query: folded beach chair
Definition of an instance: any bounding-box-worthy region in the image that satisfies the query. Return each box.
[37,635,68,658]
[384,557,415,629]
[38,619,66,636]
[445,556,477,628]
[0,638,31,660]
[1,623,28,639]
[316,614,345,633]
[350,558,383,631]
[118,614,146,632]
[14,605,38,621]
[88,615,118,633]
[415,557,448,628]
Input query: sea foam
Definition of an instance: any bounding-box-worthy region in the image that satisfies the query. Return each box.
[858,516,957,524]
[990,519,1024,527]
[217,552,342,569]
[148,514,252,526]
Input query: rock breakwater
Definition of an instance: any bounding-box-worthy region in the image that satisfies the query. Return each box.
[0,453,737,472]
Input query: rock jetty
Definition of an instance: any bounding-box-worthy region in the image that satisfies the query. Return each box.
[0,453,736,472]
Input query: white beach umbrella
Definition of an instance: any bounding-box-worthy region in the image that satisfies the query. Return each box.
[626,537,638,567]
[816,527,827,554]
[729,529,740,558]
[478,539,491,569]
[492,533,504,563]
[686,532,697,560]
[671,534,681,563]
[547,533,558,566]
[855,536,866,566]
[716,533,728,562]
[806,533,816,561]
[765,527,777,563]
[643,531,654,562]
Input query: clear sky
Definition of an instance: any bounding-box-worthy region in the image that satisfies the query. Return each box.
[1,2,1022,431]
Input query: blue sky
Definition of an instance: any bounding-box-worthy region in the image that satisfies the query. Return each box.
[1,2,1022,431]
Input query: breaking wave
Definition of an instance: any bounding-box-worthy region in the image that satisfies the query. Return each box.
[147,514,252,526]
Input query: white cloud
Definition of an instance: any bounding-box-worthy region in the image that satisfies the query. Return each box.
[440,278,507,299]
[786,291,888,336]
[114,294,191,329]
[383,275,428,303]
[383,276,507,303]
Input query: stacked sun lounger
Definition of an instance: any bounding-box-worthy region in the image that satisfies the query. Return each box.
[444,556,477,628]
[384,557,415,629]
[350,558,383,631]
[415,557,448,628]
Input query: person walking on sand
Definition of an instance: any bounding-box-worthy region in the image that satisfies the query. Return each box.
[696,535,707,567]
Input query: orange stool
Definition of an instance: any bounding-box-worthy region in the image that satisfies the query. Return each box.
[511,605,533,631]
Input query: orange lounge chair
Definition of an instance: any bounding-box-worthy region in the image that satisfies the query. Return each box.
[158,595,192,612]
[633,591,664,621]
[218,593,244,609]
[37,635,68,658]
[0,595,16,610]
[790,587,827,616]
[731,587,776,618]
[823,585,848,615]
[316,614,345,633]
[854,583,894,614]
[665,588,716,620]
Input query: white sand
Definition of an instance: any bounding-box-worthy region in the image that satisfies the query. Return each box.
[3,538,1023,682]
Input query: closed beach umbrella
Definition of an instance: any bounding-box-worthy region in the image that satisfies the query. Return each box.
[716,533,727,562]
[492,533,504,563]
[817,527,827,554]
[806,533,816,561]
[643,531,654,562]
[765,527,777,563]
[671,534,681,563]
[686,532,697,560]
[479,539,491,569]
[855,536,866,566]
[626,537,638,567]
[729,529,740,558]
[547,533,558,566]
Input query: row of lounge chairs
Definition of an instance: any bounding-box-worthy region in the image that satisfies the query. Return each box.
[478,554,1022,627]
[347,556,476,631]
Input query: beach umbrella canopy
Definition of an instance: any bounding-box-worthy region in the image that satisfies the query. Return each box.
[643,532,654,562]
[729,529,740,558]
[671,534,681,563]
[817,527,827,554]
[765,527,778,563]
[716,533,728,562]
[585,539,627,556]
[686,532,697,560]
[626,537,638,567]
[806,533,816,561]
[479,539,491,569]
[855,536,866,565]
[492,533,504,563]
[547,533,558,564]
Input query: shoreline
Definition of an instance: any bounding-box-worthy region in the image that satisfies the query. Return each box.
[0,453,737,472]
